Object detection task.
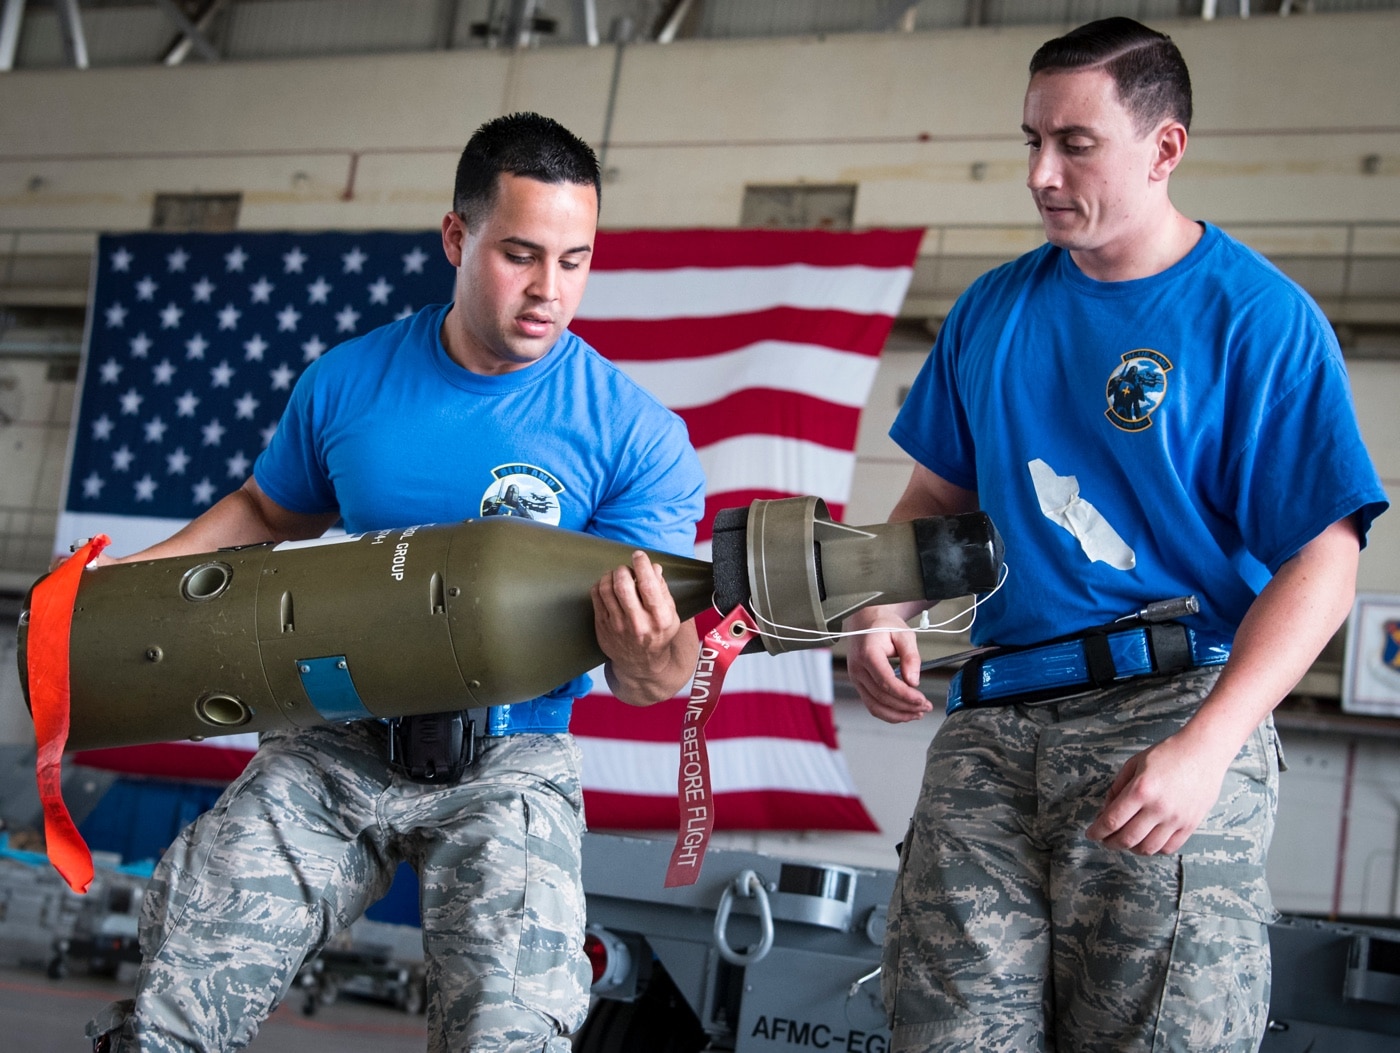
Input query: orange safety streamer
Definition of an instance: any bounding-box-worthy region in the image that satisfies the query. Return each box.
[26,534,109,894]
[665,604,753,888]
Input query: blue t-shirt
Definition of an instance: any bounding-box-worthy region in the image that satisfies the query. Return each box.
[255,302,706,698]
[892,223,1387,645]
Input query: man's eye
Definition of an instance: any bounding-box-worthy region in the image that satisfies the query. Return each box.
[506,253,531,264]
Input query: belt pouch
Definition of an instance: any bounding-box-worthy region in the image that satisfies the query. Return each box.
[388,711,475,783]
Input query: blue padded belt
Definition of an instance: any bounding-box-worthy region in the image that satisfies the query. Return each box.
[946,625,1232,716]
[485,697,573,736]
[379,698,573,735]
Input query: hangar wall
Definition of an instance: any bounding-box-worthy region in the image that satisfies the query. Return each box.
[1,12,1398,231]
[2,10,1399,910]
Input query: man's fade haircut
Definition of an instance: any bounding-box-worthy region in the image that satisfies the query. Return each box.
[452,111,601,229]
[1029,17,1192,135]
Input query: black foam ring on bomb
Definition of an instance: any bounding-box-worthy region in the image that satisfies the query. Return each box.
[708,507,766,654]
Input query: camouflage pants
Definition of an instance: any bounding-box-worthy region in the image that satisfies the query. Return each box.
[86,721,591,1053]
[883,668,1281,1053]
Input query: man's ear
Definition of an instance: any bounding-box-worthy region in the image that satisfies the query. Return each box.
[441,211,466,267]
[1151,121,1188,182]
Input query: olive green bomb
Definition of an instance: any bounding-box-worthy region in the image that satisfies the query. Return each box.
[18,496,1003,752]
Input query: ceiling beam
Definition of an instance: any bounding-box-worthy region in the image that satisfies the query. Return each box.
[655,0,696,42]
[873,1,920,31]
[54,0,88,69]
[0,0,25,73]
[572,0,598,46]
[156,0,222,64]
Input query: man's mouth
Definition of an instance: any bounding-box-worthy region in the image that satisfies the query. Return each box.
[516,313,554,337]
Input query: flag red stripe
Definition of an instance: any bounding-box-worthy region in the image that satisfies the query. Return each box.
[679,391,861,451]
[75,745,255,783]
[699,491,846,543]
[582,789,879,832]
[592,228,924,271]
[573,691,838,745]
[571,307,893,361]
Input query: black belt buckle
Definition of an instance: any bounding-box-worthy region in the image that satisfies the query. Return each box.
[387,711,476,783]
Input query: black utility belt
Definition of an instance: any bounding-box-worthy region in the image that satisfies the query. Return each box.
[946,622,1233,716]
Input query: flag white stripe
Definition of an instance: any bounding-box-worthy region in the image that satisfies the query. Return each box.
[577,265,913,320]
[704,648,833,697]
[613,342,880,410]
[189,733,259,751]
[58,511,187,560]
[584,649,833,704]
[575,736,861,796]
[696,435,854,503]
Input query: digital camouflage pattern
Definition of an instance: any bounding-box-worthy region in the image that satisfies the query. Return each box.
[87,722,589,1053]
[883,668,1281,1053]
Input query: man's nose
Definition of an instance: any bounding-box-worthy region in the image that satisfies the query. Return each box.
[528,264,559,301]
[1027,148,1060,191]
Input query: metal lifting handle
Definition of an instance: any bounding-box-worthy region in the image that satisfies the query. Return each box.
[712,869,775,966]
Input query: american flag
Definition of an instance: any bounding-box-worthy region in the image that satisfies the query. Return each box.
[61,227,923,833]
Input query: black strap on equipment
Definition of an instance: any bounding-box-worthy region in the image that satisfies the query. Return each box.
[1146,622,1192,677]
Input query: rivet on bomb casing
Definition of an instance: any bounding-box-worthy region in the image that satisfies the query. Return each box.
[298,664,311,674]
[447,587,461,597]
[336,660,347,670]
[145,646,163,662]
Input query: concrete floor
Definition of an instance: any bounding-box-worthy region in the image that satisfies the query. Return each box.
[0,962,427,1052]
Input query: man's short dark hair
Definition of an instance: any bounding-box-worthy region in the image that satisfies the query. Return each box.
[1029,17,1192,135]
[452,111,601,228]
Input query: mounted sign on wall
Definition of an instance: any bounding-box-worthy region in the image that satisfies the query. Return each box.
[1342,593,1400,717]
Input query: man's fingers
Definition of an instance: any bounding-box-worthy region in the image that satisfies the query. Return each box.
[594,554,681,642]
[628,551,671,608]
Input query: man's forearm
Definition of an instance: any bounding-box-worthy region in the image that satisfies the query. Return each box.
[107,480,337,565]
[1177,516,1362,757]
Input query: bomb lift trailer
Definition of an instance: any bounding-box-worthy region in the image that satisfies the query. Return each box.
[576,833,1400,1053]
